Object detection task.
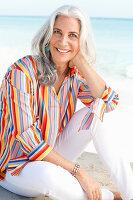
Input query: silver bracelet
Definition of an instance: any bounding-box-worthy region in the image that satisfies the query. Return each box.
[71,164,80,177]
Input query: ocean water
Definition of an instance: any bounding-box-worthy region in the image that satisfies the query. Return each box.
[0,15,133,80]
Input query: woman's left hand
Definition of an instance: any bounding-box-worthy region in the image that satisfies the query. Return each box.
[69,50,106,98]
[69,51,87,71]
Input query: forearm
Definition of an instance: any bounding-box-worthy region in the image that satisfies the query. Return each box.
[71,52,106,98]
[42,148,75,174]
[42,148,100,199]
[78,58,106,98]
[42,149,87,183]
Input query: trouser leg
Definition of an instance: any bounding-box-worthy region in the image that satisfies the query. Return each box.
[0,161,88,200]
[0,160,114,200]
[54,107,92,161]
[0,107,114,200]
[54,107,114,199]
[91,114,133,200]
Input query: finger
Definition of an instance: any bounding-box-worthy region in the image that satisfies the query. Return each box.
[99,189,102,200]
[68,62,74,68]
[88,191,94,200]
[92,190,97,200]
[93,189,101,200]
[98,189,102,200]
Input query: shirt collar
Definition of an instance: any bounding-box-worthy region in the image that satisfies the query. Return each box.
[68,67,78,78]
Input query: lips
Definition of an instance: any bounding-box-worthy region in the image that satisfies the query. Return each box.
[56,48,70,53]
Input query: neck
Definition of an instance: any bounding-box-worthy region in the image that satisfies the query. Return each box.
[56,63,69,77]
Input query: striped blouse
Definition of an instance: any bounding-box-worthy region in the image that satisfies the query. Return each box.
[0,55,119,180]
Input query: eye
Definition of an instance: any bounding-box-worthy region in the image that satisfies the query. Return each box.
[53,29,62,35]
[69,33,79,39]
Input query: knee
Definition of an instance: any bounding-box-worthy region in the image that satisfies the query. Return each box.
[70,107,89,125]
[35,161,69,191]
[27,161,88,200]
[32,161,60,184]
[21,161,60,195]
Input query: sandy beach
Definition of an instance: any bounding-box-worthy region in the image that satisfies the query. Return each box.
[1,151,133,200]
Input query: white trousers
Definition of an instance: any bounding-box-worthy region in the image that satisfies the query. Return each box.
[0,107,133,200]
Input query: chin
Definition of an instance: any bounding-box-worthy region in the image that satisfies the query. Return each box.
[53,59,70,66]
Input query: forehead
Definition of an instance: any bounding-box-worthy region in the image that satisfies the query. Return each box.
[54,15,80,32]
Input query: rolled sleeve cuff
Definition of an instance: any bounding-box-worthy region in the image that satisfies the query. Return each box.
[78,98,105,131]
[78,85,119,131]
[9,141,52,177]
[27,140,53,161]
[90,98,106,121]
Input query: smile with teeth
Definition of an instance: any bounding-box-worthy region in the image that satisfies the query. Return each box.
[56,48,70,53]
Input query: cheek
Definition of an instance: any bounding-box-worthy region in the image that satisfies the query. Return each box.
[49,40,54,50]
[49,41,56,58]
[73,41,80,53]
[49,36,56,48]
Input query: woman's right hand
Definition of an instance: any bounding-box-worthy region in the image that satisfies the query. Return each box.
[76,167,102,200]
[42,148,102,199]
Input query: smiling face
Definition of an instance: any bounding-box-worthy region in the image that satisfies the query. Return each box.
[49,15,80,68]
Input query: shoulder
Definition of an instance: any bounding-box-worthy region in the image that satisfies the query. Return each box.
[1,55,38,93]
[15,55,37,75]
[6,55,37,83]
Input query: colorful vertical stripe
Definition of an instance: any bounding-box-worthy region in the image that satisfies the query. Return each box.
[0,55,119,180]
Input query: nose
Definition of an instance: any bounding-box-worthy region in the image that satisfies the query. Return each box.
[59,35,68,46]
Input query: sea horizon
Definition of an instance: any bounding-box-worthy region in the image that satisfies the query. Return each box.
[0,14,133,20]
[0,15,133,80]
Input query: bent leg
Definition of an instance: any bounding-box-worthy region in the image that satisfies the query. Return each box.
[91,114,133,200]
[54,107,92,161]
[0,161,114,200]
[0,107,116,200]
[0,161,88,200]
[54,107,114,199]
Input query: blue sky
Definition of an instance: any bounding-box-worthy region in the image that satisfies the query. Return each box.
[0,0,133,18]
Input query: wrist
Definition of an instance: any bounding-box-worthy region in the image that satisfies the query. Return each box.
[77,56,88,70]
[71,164,84,180]
[77,59,91,76]
[76,167,84,178]
[71,163,80,177]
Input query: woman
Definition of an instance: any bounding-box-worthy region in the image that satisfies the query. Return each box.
[0,5,133,200]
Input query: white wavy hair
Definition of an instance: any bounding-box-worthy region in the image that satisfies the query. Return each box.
[31,5,96,85]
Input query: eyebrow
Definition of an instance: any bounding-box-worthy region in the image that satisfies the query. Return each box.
[53,28,80,36]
